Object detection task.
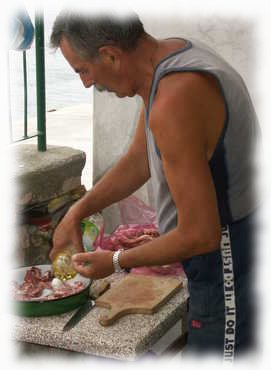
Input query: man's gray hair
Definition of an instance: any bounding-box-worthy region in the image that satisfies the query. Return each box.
[50,9,146,60]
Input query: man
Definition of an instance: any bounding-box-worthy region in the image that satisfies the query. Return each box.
[50,9,259,359]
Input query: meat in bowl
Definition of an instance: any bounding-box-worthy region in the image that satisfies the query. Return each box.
[12,266,87,302]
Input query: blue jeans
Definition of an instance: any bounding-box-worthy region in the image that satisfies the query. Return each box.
[182,213,257,360]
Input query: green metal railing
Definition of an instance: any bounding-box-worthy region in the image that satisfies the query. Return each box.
[10,11,47,151]
[35,11,46,151]
[23,50,28,139]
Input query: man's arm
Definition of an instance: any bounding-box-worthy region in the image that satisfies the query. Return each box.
[50,107,150,260]
[119,72,224,266]
[71,72,225,278]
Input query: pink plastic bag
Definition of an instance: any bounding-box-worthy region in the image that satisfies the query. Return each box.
[98,195,184,277]
[119,195,157,226]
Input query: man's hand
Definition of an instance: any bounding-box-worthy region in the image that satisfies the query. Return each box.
[71,250,114,279]
[50,207,84,261]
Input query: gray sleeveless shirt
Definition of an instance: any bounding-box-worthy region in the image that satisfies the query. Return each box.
[145,38,259,233]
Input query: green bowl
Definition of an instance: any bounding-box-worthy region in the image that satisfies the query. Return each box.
[12,265,92,317]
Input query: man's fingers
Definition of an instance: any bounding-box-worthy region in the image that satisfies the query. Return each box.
[72,263,93,278]
[72,253,94,277]
[50,235,84,262]
[72,252,92,263]
[49,248,59,262]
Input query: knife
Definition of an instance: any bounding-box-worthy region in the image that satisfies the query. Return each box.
[63,280,110,331]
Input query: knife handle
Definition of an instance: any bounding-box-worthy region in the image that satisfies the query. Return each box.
[91,280,110,299]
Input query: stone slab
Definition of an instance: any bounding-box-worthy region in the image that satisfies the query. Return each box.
[14,144,86,206]
[13,274,188,361]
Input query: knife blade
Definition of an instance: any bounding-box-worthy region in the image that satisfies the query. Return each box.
[63,299,95,331]
[63,280,110,331]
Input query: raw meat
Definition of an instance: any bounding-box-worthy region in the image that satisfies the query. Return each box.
[101,224,159,251]
[98,224,184,277]
[12,266,85,301]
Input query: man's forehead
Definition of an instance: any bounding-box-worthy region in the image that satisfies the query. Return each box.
[59,37,88,67]
[59,37,76,56]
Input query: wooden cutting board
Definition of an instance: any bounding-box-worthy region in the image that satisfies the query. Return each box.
[95,274,182,326]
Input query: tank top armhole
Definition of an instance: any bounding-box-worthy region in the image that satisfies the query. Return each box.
[146,67,230,162]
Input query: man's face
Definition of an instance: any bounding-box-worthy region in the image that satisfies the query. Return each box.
[59,37,132,97]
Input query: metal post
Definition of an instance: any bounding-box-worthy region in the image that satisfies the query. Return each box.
[6,52,13,142]
[23,51,28,138]
[35,10,47,151]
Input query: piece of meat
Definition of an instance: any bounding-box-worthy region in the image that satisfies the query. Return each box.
[24,266,42,284]
[119,234,156,248]
[41,270,54,282]
[44,281,85,300]
[99,224,184,276]
[13,266,85,301]
[101,224,160,251]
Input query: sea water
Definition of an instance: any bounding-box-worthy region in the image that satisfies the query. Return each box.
[8,12,92,122]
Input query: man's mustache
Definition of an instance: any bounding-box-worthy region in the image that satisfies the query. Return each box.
[95,83,107,92]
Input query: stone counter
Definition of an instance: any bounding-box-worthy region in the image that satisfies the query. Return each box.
[13,274,188,361]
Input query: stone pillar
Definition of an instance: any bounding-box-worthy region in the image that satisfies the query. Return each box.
[14,144,86,267]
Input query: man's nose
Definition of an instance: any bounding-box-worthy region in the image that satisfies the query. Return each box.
[80,74,94,88]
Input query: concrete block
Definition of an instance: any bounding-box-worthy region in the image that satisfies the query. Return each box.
[15,144,86,206]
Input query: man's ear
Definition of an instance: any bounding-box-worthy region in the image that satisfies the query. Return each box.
[98,46,122,70]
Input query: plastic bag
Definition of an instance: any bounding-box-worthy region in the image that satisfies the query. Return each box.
[81,213,104,252]
[98,195,184,277]
[119,195,157,226]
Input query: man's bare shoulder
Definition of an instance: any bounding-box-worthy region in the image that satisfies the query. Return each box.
[149,71,222,129]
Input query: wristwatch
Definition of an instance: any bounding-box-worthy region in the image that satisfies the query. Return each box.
[112,249,125,273]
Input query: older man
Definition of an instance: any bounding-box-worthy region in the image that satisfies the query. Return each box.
[49,10,259,358]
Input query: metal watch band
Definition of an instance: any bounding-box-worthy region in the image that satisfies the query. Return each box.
[112,249,125,273]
